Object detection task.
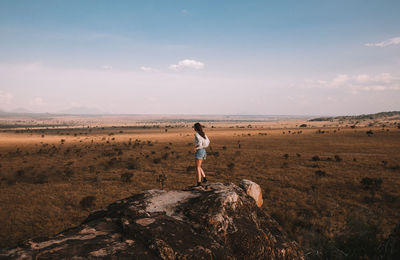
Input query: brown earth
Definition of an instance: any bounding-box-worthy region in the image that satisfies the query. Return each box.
[0,118,399,257]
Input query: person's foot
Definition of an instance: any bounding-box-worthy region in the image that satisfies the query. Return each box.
[202,177,207,183]
[195,182,202,187]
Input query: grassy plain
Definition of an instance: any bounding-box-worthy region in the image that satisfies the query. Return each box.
[0,116,399,257]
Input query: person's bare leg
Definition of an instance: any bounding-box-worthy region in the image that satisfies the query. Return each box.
[200,168,205,178]
[196,159,203,183]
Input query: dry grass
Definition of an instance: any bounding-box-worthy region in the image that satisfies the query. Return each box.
[0,121,399,257]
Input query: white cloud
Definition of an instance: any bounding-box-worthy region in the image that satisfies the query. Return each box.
[365,36,400,47]
[169,59,204,70]
[140,66,153,72]
[305,73,400,91]
[102,65,113,70]
[0,90,13,104]
[30,97,44,106]
[332,74,349,86]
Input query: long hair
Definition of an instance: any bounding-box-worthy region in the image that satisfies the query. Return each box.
[194,123,206,139]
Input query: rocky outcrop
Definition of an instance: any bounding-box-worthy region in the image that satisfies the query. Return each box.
[1,180,304,259]
[239,179,263,207]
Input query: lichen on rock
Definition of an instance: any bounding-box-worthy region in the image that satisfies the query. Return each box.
[0,180,304,259]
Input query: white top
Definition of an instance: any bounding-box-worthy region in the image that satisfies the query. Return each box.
[195,132,210,150]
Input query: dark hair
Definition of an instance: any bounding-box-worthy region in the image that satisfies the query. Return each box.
[194,123,206,138]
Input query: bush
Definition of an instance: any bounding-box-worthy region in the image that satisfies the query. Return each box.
[64,168,74,178]
[157,173,167,189]
[299,124,307,127]
[127,160,140,170]
[153,158,161,164]
[121,172,133,183]
[361,177,382,198]
[315,170,326,178]
[162,153,169,160]
[80,196,96,209]
[312,155,320,161]
[33,173,48,184]
[334,155,342,162]
[227,162,235,171]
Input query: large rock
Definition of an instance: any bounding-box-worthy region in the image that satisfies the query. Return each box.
[1,181,304,259]
[239,179,263,207]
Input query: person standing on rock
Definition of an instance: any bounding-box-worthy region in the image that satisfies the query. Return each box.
[193,123,210,186]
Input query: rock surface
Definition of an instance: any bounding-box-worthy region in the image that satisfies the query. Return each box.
[239,179,263,207]
[1,181,304,259]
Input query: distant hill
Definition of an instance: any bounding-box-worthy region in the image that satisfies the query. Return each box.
[309,111,400,121]
[10,107,32,113]
[58,106,104,115]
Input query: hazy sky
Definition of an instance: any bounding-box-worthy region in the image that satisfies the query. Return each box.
[0,0,399,115]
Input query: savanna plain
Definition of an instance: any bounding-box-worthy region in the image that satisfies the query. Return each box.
[0,115,399,257]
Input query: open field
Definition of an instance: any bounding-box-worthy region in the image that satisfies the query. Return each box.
[0,116,399,257]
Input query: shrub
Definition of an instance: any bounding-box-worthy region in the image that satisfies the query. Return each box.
[157,173,167,189]
[162,153,169,160]
[153,158,161,164]
[299,124,307,127]
[283,154,289,159]
[88,165,95,173]
[222,146,227,150]
[64,168,74,178]
[334,155,342,162]
[16,169,25,177]
[80,196,96,209]
[127,160,140,170]
[227,162,235,171]
[121,172,134,183]
[366,130,374,136]
[387,165,400,171]
[360,177,382,198]
[312,155,320,161]
[315,170,326,178]
[281,162,289,168]
[34,173,48,184]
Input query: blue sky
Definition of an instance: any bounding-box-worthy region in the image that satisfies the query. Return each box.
[0,0,399,115]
